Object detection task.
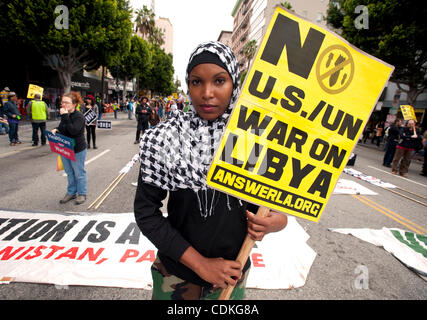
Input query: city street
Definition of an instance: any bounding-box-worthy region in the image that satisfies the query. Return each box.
[0,111,425,300]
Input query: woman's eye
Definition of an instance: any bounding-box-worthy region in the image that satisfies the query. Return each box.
[191,79,201,86]
[215,78,226,85]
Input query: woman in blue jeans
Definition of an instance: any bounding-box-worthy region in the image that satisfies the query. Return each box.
[51,92,87,205]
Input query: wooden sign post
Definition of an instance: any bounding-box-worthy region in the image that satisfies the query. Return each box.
[218,206,270,300]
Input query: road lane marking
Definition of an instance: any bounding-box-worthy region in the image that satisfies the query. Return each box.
[62,149,111,176]
[352,195,426,234]
[85,149,111,165]
[0,146,37,158]
[368,166,427,188]
[357,195,427,233]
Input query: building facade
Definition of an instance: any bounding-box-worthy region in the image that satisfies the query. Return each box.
[217,30,233,48]
[155,17,173,55]
[231,0,330,72]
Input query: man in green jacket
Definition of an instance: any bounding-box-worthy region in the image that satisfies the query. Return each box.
[27,93,50,146]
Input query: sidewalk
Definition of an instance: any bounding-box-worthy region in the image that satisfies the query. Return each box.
[0,111,129,158]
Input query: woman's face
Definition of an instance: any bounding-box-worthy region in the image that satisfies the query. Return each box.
[62,97,75,112]
[188,63,233,121]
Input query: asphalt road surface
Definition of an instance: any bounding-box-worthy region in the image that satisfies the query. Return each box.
[0,111,426,300]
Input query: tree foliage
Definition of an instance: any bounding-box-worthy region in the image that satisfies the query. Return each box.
[326,0,427,105]
[1,0,133,92]
[242,40,257,70]
[139,45,175,96]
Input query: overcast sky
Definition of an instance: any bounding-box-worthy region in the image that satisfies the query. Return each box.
[129,0,235,91]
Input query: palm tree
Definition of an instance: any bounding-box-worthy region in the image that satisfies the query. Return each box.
[242,40,257,70]
[149,26,165,46]
[134,5,155,40]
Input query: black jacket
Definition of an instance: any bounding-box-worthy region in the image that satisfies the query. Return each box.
[56,110,86,153]
[398,127,421,150]
[136,103,151,124]
[134,174,257,287]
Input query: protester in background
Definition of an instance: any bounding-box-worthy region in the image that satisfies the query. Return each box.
[113,100,119,119]
[128,99,134,120]
[382,119,402,167]
[149,103,160,128]
[134,41,287,300]
[81,96,98,149]
[157,100,164,121]
[391,119,422,178]
[0,99,9,135]
[55,95,62,118]
[51,92,87,205]
[371,121,384,147]
[421,128,427,177]
[3,92,22,146]
[362,122,373,143]
[97,97,103,120]
[134,96,151,144]
[165,100,171,119]
[27,93,49,146]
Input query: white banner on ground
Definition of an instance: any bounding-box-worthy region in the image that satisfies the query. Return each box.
[333,179,377,195]
[343,168,397,189]
[329,227,427,280]
[119,154,139,174]
[0,210,316,290]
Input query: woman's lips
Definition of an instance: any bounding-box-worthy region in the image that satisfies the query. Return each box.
[199,104,216,112]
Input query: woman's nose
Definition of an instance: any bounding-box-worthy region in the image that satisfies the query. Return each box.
[201,83,214,100]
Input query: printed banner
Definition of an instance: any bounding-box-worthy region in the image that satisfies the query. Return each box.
[206,7,394,222]
[0,210,315,290]
[84,109,97,125]
[46,131,76,162]
[27,84,44,99]
[97,120,112,130]
[330,227,427,280]
[400,105,417,121]
[343,168,397,189]
[332,179,377,195]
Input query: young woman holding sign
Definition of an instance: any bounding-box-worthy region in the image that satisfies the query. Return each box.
[134,41,287,300]
[81,96,99,149]
[51,92,87,205]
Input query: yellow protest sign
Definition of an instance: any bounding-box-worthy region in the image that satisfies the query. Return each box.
[172,93,178,99]
[400,105,417,121]
[206,7,394,222]
[27,84,44,99]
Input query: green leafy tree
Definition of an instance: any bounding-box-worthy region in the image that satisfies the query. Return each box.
[326,0,427,105]
[140,45,174,96]
[2,0,133,93]
[110,35,151,99]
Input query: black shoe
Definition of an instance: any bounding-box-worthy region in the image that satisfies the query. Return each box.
[32,143,38,146]
[93,145,98,149]
[87,145,90,149]
[420,173,427,177]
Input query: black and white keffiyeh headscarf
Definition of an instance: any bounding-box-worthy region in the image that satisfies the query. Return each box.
[138,41,239,208]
